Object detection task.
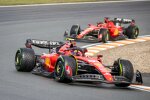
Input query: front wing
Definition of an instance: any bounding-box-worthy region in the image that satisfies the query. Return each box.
[72,73,143,85]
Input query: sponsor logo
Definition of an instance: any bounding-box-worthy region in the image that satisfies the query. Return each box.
[32,40,48,45]
[32,39,60,46]
[49,41,60,45]
[123,18,132,22]
[115,18,132,23]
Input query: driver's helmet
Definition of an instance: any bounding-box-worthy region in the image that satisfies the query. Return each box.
[70,49,77,55]
[70,40,76,48]
[70,49,82,56]
[104,17,109,23]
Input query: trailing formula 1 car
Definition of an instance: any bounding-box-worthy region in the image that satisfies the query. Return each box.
[64,17,139,43]
[15,39,143,87]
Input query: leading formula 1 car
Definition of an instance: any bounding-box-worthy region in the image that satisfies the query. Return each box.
[15,39,143,87]
[64,17,139,43]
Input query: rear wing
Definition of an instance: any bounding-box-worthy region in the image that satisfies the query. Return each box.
[114,18,135,24]
[25,39,64,49]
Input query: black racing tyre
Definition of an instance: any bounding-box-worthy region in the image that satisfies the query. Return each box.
[99,28,109,43]
[15,48,35,72]
[113,59,134,87]
[54,55,77,83]
[125,25,139,39]
[70,25,80,37]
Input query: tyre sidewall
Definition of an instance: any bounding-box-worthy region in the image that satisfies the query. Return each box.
[70,25,80,37]
[114,59,134,87]
[15,49,22,71]
[54,55,77,82]
[99,29,109,43]
[126,25,139,39]
[54,57,66,81]
[15,48,35,72]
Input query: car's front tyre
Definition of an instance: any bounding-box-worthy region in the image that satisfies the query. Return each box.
[98,28,109,43]
[54,55,77,83]
[112,59,134,87]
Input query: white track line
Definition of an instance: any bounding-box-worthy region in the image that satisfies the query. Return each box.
[106,42,125,46]
[129,85,150,92]
[128,39,146,42]
[82,36,150,48]
[81,43,102,48]
[115,40,135,44]
[139,35,150,37]
[1,1,149,92]
[84,36,150,92]
[87,47,107,50]
[84,36,150,56]
[87,49,99,53]
[85,52,94,56]
[0,0,149,8]
[96,45,115,48]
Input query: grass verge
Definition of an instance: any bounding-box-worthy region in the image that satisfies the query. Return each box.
[0,0,101,5]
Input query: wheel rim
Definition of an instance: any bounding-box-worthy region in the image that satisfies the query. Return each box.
[75,28,78,34]
[119,63,123,76]
[16,55,19,64]
[15,52,20,66]
[106,33,109,41]
[134,30,138,37]
[56,61,64,77]
[15,51,22,70]
[56,64,61,74]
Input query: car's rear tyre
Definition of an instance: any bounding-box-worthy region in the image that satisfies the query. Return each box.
[54,55,77,83]
[113,59,134,87]
[70,25,81,38]
[125,25,139,39]
[15,48,35,72]
[99,29,109,43]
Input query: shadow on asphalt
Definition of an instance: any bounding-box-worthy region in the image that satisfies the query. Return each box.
[66,82,136,91]
[13,70,149,90]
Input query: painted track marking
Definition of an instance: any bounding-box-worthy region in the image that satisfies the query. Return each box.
[129,85,150,92]
[106,42,125,46]
[87,47,107,50]
[115,40,135,44]
[83,36,150,92]
[96,45,115,48]
[84,36,150,56]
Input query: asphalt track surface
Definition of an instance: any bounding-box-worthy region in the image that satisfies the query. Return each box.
[0,1,150,100]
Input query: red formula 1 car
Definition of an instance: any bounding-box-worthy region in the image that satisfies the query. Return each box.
[15,39,143,87]
[64,17,139,43]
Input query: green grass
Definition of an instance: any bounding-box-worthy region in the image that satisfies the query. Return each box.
[0,0,100,5]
